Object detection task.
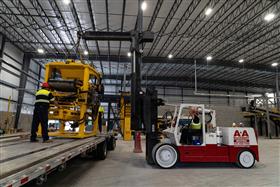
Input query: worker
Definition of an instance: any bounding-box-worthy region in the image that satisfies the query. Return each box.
[30,82,54,143]
[98,106,105,133]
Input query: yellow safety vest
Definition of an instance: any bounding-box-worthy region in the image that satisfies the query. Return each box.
[98,106,105,113]
[190,122,201,130]
[35,89,51,104]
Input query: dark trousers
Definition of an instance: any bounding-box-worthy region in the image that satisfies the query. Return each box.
[30,105,49,141]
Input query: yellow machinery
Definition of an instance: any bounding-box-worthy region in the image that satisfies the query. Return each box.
[38,60,103,138]
[119,92,132,141]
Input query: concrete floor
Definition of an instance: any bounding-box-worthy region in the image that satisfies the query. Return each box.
[26,138,279,187]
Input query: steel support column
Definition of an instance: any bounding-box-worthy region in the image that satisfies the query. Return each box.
[14,54,31,129]
[107,102,111,132]
[0,35,6,74]
[276,67,279,110]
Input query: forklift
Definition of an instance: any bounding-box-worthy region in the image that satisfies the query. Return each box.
[143,87,259,169]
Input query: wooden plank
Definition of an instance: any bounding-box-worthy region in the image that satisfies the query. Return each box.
[0,136,104,179]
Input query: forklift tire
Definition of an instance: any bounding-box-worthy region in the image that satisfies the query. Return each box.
[96,141,107,160]
[236,150,255,169]
[153,143,178,169]
[107,136,116,151]
[152,143,163,164]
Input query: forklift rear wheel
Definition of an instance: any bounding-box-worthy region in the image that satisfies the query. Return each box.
[237,150,255,169]
[153,143,178,169]
[96,141,107,160]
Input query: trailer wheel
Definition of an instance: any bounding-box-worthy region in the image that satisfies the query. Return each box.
[96,141,107,160]
[237,150,255,169]
[153,143,178,169]
[107,136,116,151]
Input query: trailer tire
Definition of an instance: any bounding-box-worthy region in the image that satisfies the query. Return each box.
[153,143,178,169]
[236,150,255,169]
[107,136,116,151]
[96,141,107,160]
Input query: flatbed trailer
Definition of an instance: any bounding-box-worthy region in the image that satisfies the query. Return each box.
[0,133,116,187]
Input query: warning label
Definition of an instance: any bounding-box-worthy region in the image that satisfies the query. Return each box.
[233,130,250,146]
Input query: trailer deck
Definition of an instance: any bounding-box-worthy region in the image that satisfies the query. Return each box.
[0,133,110,187]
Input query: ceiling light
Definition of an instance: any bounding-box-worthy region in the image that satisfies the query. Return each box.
[83,50,89,55]
[264,13,275,22]
[127,52,131,57]
[239,59,244,63]
[271,62,278,67]
[205,8,213,16]
[168,54,173,59]
[141,1,147,11]
[37,48,44,54]
[63,0,70,5]
[206,56,212,61]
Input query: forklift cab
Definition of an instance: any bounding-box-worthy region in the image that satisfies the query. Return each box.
[177,104,204,145]
[162,104,206,146]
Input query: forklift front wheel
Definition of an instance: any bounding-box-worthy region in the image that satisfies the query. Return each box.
[153,143,178,169]
[237,150,255,169]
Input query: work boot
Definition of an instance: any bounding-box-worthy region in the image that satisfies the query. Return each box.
[30,139,39,143]
[43,139,53,143]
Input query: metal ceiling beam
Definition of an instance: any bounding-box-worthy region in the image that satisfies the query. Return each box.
[0,1,46,52]
[117,0,126,82]
[178,0,240,58]
[102,81,270,94]
[87,0,104,74]
[196,0,276,58]
[69,0,89,53]
[28,54,276,72]
[0,17,34,51]
[166,0,217,57]
[216,5,280,60]
[147,0,183,56]
[105,0,111,75]
[28,0,69,54]
[103,74,274,89]
[156,0,200,56]
[48,0,75,45]
[10,0,60,53]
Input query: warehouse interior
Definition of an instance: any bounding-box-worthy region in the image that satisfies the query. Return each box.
[0,0,279,186]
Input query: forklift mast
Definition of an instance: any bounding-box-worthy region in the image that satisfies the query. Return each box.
[143,87,163,164]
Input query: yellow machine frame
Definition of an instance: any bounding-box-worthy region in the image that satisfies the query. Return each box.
[120,92,132,141]
[38,60,103,138]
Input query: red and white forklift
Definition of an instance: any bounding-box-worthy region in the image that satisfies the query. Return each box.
[150,103,259,169]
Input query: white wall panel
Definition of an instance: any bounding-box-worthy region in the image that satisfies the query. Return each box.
[3,42,24,63]
[23,93,35,105]
[0,100,17,112]
[0,71,20,86]
[0,85,18,100]
[2,63,21,75]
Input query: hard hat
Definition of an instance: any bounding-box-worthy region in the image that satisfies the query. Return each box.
[98,106,105,113]
[42,82,50,88]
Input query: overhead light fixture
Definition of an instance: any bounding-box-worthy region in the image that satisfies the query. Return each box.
[205,8,213,16]
[127,52,132,57]
[206,56,212,61]
[83,50,89,55]
[239,59,244,63]
[168,54,173,59]
[37,48,44,54]
[264,13,275,22]
[63,0,70,5]
[271,62,278,67]
[141,1,147,11]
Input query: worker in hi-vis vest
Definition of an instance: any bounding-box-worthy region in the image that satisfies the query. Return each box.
[30,82,54,143]
[190,115,202,130]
